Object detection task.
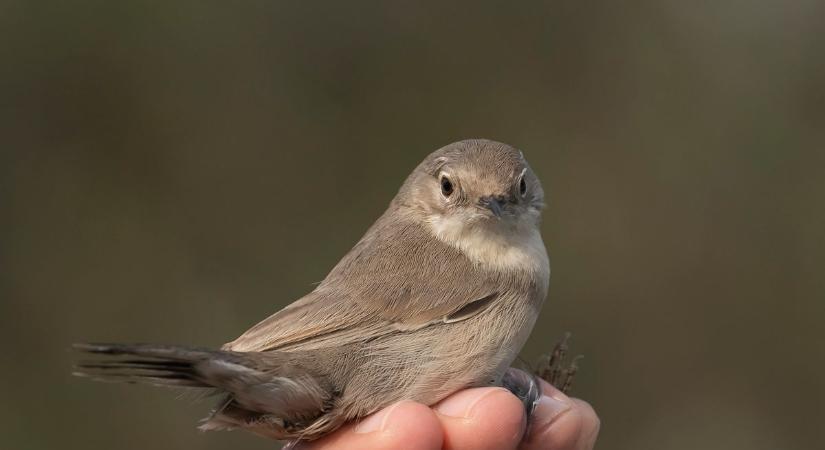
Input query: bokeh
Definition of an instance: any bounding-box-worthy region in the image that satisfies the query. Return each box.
[2,1,823,449]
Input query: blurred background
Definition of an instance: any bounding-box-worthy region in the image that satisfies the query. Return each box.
[2,1,823,449]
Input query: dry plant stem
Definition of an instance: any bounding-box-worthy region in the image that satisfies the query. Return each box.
[536,333,582,394]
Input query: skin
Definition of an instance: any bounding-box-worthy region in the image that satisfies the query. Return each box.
[292,371,599,450]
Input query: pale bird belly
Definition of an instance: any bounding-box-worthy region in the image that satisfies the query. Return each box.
[398,292,540,406]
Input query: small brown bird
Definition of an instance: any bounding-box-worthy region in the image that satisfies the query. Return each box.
[75,139,555,441]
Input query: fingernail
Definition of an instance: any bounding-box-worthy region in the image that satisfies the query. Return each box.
[532,394,572,429]
[354,401,403,433]
[435,387,509,418]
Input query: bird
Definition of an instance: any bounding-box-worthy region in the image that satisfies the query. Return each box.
[74,138,552,442]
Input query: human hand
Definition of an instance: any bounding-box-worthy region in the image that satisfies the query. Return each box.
[292,371,599,450]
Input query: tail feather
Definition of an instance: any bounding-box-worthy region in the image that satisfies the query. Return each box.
[73,343,220,388]
[72,341,334,439]
[73,370,205,387]
[73,342,220,360]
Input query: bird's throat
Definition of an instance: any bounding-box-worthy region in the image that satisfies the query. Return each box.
[425,213,550,281]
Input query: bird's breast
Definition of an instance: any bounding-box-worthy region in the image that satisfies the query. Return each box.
[426,214,550,295]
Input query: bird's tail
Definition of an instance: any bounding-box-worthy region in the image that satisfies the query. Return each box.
[72,342,335,439]
[73,343,241,388]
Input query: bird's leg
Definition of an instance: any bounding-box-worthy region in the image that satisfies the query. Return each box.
[501,367,543,417]
[502,333,583,424]
[535,332,582,394]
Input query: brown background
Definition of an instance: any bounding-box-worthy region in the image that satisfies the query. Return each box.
[2,1,823,449]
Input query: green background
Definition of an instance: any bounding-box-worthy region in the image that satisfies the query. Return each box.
[2,1,823,449]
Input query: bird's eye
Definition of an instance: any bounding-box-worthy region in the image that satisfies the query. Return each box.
[519,176,527,196]
[440,175,454,197]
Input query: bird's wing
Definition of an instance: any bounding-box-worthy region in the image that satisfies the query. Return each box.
[223,212,505,353]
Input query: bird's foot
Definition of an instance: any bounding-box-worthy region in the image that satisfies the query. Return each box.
[502,332,583,423]
[501,367,543,417]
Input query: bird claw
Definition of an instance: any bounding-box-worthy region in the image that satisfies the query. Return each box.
[502,333,583,425]
[501,367,543,417]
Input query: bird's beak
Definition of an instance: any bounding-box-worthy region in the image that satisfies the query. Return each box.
[479,196,504,218]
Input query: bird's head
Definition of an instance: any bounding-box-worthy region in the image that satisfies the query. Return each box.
[400,139,544,231]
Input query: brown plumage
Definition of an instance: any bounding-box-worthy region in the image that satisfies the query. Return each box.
[74,139,550,441]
